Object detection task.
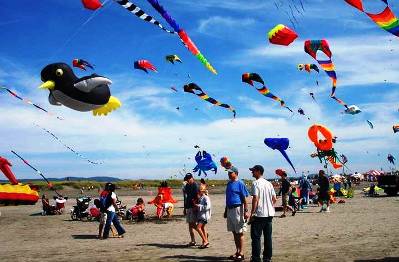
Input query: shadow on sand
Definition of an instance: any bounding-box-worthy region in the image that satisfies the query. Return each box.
[71,234,98,239]
[162,254,231,261]
[137,243,190,249]
[354,257,399,262]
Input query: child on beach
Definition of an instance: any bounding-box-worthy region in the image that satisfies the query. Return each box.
[129,198,146,222]
[195,184,211,249]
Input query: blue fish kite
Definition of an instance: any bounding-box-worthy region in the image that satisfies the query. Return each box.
[193,151,217,177]
[264,138,296,173]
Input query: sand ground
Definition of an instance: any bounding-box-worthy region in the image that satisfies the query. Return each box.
[0,188,398,262]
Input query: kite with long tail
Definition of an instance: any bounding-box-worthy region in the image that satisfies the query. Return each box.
[113,0,216,74]
[11,150,62,196]
[1,86,63,120]
[242,73,293,112]
[183,83,236,118]
[344,0,399,37]
[264,138,296,173]
[34,123,103,165]
[304,40,348,108]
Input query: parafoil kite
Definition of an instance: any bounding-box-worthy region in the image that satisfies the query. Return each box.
[166,55,182,64]
[264,138,296,173]
[298,64,319,73]
[114,0,216,74]
[304,40,348,108]
[344,0,399,37]
[40,63,121,116]
[193,151,217,177]
[308,124,343,169]
[134,60,157,73]
[298,108,310,120]
[183,83,236,118]
[0,86,63,120]
[242,73,293,112]
[388,154,395,165]
[393,124,399,133]
[72,59,94,71]
[82,0,103,10]
[268,24,298,46]
[367,120,374,129]
[344,105,361,115]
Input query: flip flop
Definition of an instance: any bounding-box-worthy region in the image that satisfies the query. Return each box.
[187,242,196,247]
[228,253,238,260]
[198,243,210,249]
[234,254,245,261]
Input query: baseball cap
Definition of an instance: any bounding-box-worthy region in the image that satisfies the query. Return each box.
[184,173,193,181]
[227,166,239,174]
[249,165,264,174]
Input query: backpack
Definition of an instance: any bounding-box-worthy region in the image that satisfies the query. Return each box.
[99,191,112,212]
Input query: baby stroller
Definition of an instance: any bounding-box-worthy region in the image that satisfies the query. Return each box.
[116,199,127,219]
[70,196,92,221]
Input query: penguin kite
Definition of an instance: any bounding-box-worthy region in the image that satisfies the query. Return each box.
[39,63,121,116]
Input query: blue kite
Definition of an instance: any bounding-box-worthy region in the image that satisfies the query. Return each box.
[264,138,296,173]
[193,151,217,177]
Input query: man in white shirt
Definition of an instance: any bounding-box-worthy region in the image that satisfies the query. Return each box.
[249,165,277,262]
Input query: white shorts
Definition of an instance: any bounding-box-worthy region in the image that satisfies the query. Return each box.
[186,208,197,224]
[227,205,245,234]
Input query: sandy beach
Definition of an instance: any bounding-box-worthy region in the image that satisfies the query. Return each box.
[0,187,398,262]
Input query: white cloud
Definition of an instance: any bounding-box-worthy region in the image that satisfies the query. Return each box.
[198,16,255,36]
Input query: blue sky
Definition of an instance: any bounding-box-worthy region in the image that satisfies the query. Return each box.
[0,0,398,180]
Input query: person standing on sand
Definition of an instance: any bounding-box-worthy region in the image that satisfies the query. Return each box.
[102,183,126,239]
[183,173,200,246]
[279,171,292,218]
[318,170,331,212]
[224,166,250,262]
[249,165,276,262]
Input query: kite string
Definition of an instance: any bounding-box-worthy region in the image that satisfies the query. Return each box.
[49,0,112,60]
[33,123,103,165]
[10,150,62,196]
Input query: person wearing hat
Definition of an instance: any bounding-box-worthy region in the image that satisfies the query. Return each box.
[249,165,276,262]
[183,173,200,246]
[224,166,249,261]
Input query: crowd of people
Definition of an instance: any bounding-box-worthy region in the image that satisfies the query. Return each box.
[40,166,349,261]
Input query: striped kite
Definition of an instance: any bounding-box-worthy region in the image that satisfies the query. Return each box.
[304,40,348,108]
[298,64,319,73]
[242,73,293,112]
[114,0,216,74]
[344,0,399,37]
[134,60,157,73]
[183,83,236,118]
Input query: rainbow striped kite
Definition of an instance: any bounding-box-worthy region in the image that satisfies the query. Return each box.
[304,40,348,108]
[345,0,399,37]
[242,73,293,112]
[183,83,236,118]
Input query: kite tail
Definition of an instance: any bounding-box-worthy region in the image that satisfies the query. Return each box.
[114,0,175,34]
[279,149,296,173]
[331,95,348,108]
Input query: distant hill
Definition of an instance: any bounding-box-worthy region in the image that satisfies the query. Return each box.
[0,176,123,183]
